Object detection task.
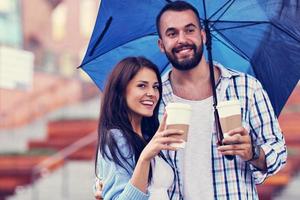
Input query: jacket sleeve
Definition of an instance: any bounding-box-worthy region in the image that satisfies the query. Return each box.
[248,80,287,184]
[96,129,149,200]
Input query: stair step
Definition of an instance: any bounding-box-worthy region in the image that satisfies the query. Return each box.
[279,113,300,123]
[47,120,97,139]
[28,138,96,150]
[285,135,300,145]
[257,185,282,200]
[68,147,96,160]
[0,156,48,198]
[0,156,47,170]
[285,86,300,106]
[264,174,290,186]
[0,177,27,196]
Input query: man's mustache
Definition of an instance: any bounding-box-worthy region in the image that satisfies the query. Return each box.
[172,44,197,54]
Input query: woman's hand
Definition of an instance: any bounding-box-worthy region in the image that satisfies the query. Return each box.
[140,113,184,162]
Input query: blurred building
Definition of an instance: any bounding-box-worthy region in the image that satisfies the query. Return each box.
[0,0,100,129]
[0,0,33,91]
[22,0,98,77]
[0,0,22,47]
[0,1,99,199]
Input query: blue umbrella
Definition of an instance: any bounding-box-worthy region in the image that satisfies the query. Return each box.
[79,0,300,117]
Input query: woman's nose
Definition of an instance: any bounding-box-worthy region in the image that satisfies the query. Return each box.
[146,92,153,97]
[145,89,155,97]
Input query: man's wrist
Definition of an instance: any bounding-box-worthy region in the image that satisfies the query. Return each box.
[248,143,261,162]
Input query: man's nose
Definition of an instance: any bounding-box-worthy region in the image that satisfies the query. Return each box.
[178,32,188,43]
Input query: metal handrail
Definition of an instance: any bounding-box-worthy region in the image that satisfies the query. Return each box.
[0,77,87,128]
[30,131,97,200]
[32,131,97,175]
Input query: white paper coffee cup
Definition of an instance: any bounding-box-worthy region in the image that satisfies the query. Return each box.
[165,103,192,148]
[217,100,242,138]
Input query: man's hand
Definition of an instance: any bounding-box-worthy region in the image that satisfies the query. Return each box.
[217,127,253,161]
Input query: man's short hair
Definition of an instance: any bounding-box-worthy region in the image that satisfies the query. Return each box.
[156,1,201,38]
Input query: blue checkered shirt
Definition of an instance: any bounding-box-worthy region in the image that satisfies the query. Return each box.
[159,63,287,200]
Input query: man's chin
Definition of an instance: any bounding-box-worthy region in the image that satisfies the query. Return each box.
[172,62,197,71]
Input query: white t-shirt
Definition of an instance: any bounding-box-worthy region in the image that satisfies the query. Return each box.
[148,156,174,200]
[174,94,214,200]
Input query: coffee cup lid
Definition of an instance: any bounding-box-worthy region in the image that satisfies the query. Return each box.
[166,103,192,110]
[216,100,240,108]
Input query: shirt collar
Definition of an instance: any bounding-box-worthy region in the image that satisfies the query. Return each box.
[161,61,240,83]
[214,61,240,79]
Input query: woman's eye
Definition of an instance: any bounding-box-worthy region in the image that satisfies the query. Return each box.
[137,84,146,88]
[153,85,160,90]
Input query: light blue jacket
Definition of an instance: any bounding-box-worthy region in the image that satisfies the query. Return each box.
[96,129,150,200]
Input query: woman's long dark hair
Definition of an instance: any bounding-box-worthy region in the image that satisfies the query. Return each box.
[95,56,162,182]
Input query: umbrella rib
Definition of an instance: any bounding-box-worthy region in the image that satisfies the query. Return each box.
[202,0,208,19]
[214,21,268,31]
[271,22,300,43]
[103,32,158,54]
[89,16,113,57]
[81,33,158,67]
[207,0,235,24]
[211,20,300,43]
[211,29,250,61]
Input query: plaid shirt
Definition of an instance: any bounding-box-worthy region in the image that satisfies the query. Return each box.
[160,63,287,200]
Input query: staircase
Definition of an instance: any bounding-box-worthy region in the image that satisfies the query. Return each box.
[28,119,98,160]
[257,85,300,200]
[0,118,98,200]
[0,72,98,129]
[0,156,48,199]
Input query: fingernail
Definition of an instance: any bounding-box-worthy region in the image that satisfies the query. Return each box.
[223,133,229,138]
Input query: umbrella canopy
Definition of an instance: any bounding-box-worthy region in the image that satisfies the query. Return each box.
[80,0,300,116]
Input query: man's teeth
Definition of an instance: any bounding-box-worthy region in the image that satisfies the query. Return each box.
[176,47,191,53]
[179,49,190,53]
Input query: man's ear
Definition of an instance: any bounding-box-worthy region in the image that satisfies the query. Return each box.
[201,29,207,44]
[158,39,165,53]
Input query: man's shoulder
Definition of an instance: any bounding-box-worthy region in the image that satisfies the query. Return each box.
[215,63,264,94]
[221,66,260,88]
[161,69,171,83]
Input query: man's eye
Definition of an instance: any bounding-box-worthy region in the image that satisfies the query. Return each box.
[187,28,195,33]
[167,32,176,37]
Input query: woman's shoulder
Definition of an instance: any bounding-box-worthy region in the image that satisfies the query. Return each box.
[108,129,127,146]
[105,128,132,157]
[109,128,124,137]
[100,128,134,174]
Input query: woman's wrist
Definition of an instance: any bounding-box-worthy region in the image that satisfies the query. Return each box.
[139,153,152,163]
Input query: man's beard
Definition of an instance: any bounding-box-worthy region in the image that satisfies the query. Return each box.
[165,43,203,71]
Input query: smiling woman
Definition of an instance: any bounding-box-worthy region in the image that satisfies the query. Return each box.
[125,67,160,132]
[94,56,183,200]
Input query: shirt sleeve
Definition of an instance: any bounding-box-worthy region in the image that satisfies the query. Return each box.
[158,102,165,122]
[96,129,149,200]
[248,80,287,184]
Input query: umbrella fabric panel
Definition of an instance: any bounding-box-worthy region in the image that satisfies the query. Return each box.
[83,35,169,90]
[81,0,165,67]
[80,0,300,116]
